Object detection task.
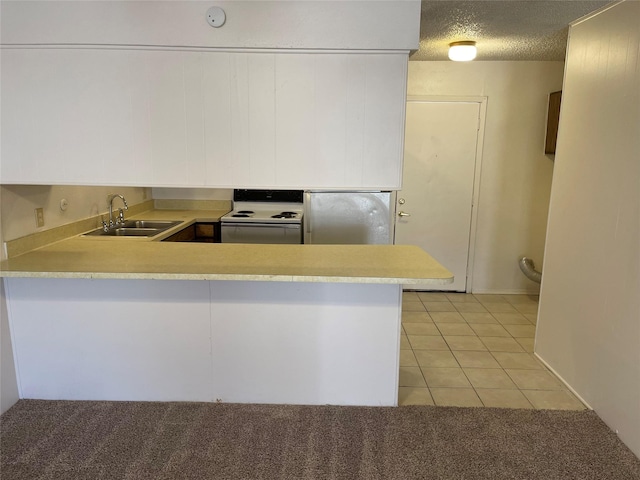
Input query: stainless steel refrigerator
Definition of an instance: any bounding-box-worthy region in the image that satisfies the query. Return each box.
[303,191,396,244]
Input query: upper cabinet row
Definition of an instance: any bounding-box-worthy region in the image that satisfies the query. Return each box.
[1,49,408,189]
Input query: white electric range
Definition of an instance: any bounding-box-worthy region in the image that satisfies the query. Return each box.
[220,190,304,244]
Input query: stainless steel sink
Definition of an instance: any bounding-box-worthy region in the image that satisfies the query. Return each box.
[84,220,182,237]
[120,220,182,229]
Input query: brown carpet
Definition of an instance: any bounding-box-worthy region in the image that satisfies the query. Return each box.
[1,400,639,480]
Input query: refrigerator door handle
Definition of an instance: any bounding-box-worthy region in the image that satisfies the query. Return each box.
[304,192,312,234]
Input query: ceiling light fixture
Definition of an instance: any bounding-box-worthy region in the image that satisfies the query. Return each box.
[448,41,477,61]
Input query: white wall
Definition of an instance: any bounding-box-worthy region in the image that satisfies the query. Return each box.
[536,1,639,458]
[407,61,564,294]
[1,185,150,242]
[0,226,19,413]
[152,188,232,201]
[1,0,420,51]
[1,282,18,414]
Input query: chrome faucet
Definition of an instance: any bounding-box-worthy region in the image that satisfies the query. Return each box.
[107,194,128,228]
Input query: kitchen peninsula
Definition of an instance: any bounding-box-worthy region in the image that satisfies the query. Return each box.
[0,0,429,407]
[1,217,452,407]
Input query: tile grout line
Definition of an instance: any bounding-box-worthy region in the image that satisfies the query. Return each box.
[400,293,578,409]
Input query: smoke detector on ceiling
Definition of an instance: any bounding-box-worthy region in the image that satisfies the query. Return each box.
[206,6,226,28]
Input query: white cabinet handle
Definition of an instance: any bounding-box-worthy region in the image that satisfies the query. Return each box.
[398,211,411,217]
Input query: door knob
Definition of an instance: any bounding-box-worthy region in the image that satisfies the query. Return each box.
[398,211,411,217]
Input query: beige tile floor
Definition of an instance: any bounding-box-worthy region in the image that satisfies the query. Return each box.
[399,292,586,410]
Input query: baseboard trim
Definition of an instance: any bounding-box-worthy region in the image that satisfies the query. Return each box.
[534,352,593,410]
[402,288,541,295]
[470,288,541,295]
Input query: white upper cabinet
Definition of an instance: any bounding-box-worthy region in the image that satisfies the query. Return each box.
[273,53,407,188]
[1,49,407,189]
[1,49,207,186]
[0,1,417,188]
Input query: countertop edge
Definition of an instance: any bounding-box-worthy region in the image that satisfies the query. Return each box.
[0,270,454,285]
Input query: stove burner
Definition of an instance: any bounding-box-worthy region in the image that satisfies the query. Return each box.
[271,211,298,219]
[237,210,254,214]
[232,214,251,218]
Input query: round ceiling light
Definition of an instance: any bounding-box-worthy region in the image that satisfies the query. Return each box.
[448,41,477,62]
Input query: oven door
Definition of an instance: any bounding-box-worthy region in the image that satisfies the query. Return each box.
[221,222,302,244]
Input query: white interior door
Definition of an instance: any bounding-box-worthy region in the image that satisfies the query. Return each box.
[395,100,483,291]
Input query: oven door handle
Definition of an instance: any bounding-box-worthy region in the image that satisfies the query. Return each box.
[221,222,300,229]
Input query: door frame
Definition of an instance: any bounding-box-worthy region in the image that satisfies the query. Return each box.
[404,96,487,292]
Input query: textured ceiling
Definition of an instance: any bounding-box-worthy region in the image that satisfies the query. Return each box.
[412,0,612,61]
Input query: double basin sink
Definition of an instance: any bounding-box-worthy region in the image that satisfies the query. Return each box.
[85,220,182,237]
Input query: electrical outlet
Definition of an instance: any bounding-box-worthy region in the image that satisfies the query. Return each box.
[34,208,45,228]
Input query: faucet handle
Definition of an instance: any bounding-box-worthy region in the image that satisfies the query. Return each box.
[101,216,109,232]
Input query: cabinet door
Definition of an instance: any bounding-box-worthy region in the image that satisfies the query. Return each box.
[162,225,196,242]
[202,52,277,187]
[273,53,407,189]
[1,48,208,186]
[1,49,140,184]
[360,54,407,188]
[145,51,207,186]
[1,49,406,188]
